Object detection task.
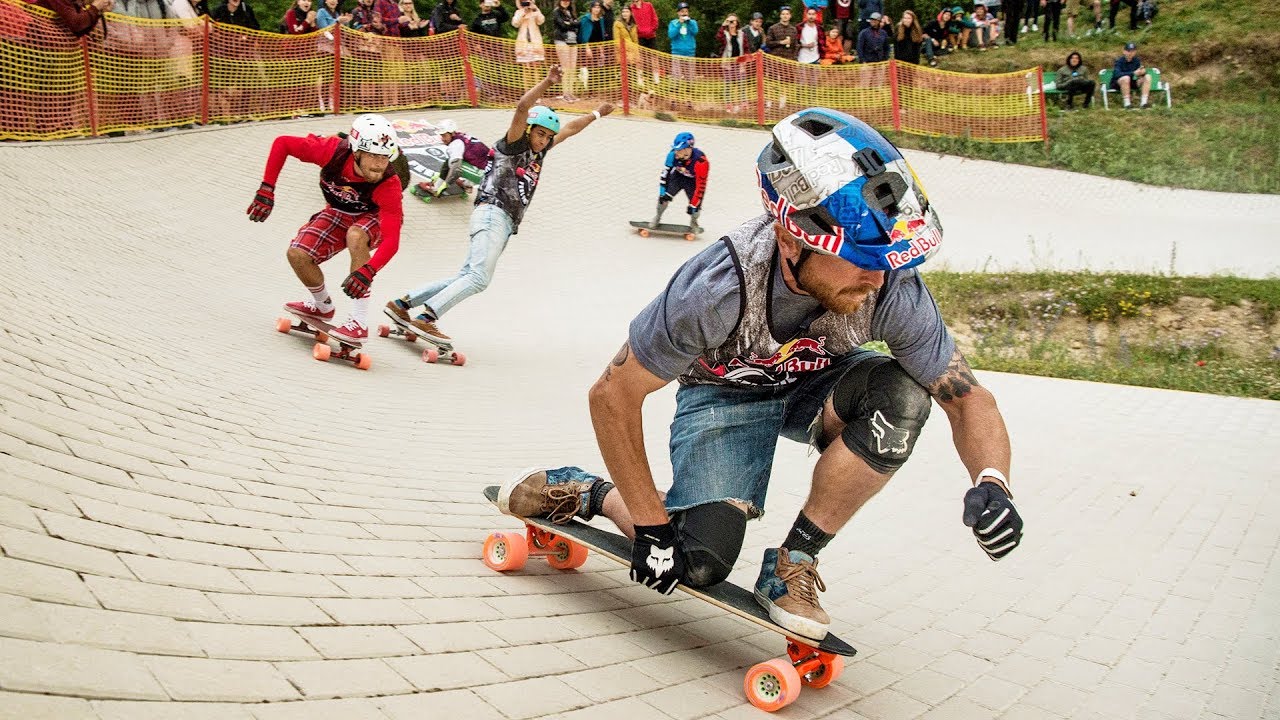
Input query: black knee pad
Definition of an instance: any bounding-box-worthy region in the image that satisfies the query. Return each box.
[831,356,932,474]
[672,502,748,588]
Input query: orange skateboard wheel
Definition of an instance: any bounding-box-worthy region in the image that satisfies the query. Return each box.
[356,354,372,371]
[639,228,651,238]
[451,351,467,366]
[312,343,331,362]
[423,348,439,364]
[546,539,589,570]
[801,654,844,688]
[482,531,528,571]
[378,324,391,337]
[684,233,695,241]
[744,658,801,712]
[275,317,291,333]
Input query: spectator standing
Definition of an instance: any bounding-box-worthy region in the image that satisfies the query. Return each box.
[282,0,318,33]
[1041,0,1062,40]
[765,6,798,61]
[1108,0,1136,30]
[430,0,463,33]
[630,0,658,48]
[667,1,697,95]
[117,0,167,19]
[512,0,545,86]
[797,7,821,64]
[924,8,950,57]
[369,0,400,35]
[316,0,352,27]
[1054,50,1094,108]
[212,0,259,28]
[894,10,929,65]
[827,0,854,54]
[1111,40,1150,108]
[856,11,888,61]
[349,0,373,29]
[714,13,746,111]
[399,0,429,35]
[470,0,509,37]
[614,3,637,44]
[713,13,744,58]
[1066,0,1101,36]
[1002,0,1020,42]
[578,0,609,43]
[552,0,579,101]
[33,0,111,35]
[1020,0,1038,34]
[856,0,881,32]
[742,11,765,53]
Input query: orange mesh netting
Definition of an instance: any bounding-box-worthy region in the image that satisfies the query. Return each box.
[0,4,1046,145]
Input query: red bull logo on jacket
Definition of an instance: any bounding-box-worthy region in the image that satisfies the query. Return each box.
[697,336,834,386]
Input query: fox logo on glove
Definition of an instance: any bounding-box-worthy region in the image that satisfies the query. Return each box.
[870,410,910,455]
[646,545,675,575]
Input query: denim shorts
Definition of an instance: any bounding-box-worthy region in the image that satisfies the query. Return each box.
[665,348,882,519]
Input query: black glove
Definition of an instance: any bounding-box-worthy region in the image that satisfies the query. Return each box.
[342,263,376,298]
[630,522,684,595]
[247,182,275,222]
[687,205,700,216]
[963,481,1023,561]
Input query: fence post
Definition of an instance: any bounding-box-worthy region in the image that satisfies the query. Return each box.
[1037,65,1049,148]
[200,16,211,125]
[80,37,98,137]
[888,59,901,132]
[459,29,479,108]
[617,36,630,116]
[755,51,765,126]
[333,25,342,114]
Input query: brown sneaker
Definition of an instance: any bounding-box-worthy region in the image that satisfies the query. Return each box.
[385,298,411,323]
[754,547,830,640]
[410,316,451,343]
[498,466,604,524]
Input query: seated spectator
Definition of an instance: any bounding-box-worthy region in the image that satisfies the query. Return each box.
[282,0,318,33]
[430,0,463,33]
[31,0,112,35]
[1136,0,1156,25]
[826,0,854,55]
[399,0,429,35]
[212,0,260,28]
[470,0,509,37]
[923,8,952,54]
[1054,50,1094,108]
[316,0,352,27]
[895,9,933,65]
[855,10,889,61]
[969,3,997,49]
[820,25,853,64]
[945,6,967,48]
[1111,40,1150,108]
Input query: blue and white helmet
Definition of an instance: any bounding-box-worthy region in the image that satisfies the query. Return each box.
[672,131,695,150]
[756,108,942,271]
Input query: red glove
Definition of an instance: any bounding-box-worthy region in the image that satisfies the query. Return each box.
[342,263,376,298]
[247,182,275,222]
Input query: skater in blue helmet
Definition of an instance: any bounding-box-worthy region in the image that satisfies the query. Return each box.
[386,65,614,344]
[651,131,711,234]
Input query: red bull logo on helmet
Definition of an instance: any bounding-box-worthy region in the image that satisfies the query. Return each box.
[885,217,942,269]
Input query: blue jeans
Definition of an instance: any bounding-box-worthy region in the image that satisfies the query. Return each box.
[665,349,878,519]
[405,202,513,317]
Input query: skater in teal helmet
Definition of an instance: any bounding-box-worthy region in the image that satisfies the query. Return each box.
[386,65,614,344]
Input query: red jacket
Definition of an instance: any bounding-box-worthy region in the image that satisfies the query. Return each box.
[630,0,657,39]
[31,0,102,35]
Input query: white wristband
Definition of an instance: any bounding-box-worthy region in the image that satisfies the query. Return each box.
[591,110,601,120]
[977,467,1009,493]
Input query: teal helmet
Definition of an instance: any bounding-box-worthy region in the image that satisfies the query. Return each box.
[526,105,561,134]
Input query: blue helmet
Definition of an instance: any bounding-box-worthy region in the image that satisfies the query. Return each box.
[672,131,695,150]
[756,108,942,272]
[526,105,561,133]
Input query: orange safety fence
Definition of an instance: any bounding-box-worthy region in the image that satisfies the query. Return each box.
[0,0,1046,143]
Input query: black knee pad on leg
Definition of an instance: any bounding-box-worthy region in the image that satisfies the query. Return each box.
[831,356,932,474]
[672,502,748,588]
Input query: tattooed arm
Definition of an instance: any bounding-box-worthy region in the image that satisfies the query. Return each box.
[588,342,672,526]
[928,349,1013,496]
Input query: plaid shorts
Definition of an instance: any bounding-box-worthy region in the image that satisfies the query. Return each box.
[289,206,381,264]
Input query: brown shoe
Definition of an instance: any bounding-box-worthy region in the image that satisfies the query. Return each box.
[754,547,830,640]
[498,466,604,524]
[409,316,451,343]
[385,298,411,323]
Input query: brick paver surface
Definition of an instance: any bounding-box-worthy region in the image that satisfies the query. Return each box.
[0,111,1276,718]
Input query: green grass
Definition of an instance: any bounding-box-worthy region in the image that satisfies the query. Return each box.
[914,270,1280,400]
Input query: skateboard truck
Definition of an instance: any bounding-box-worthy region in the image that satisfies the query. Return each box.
[482,524,589,571]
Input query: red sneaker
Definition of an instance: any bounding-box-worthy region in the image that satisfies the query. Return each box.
[284,300,335,320]
[330,319,368,344]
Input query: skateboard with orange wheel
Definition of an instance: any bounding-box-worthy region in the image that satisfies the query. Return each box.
[378,309,467,366]
[630,220,704,242]
[275,307,372,370]
[480,485,854,712]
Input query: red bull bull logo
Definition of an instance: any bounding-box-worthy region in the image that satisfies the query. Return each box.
[885,217,941,269]
[698,336,833,385]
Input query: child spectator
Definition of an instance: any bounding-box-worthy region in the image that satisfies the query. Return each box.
[1111,40,1150,108]
[470,0,509,37]
[827,0,854,55]
[820,25,852,63]
[1054,50,1094,108]
[282,0,318,33]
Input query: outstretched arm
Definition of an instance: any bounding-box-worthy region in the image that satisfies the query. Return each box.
[927,349,1012,494]
[506,65,563,144]
[554,102,615,145]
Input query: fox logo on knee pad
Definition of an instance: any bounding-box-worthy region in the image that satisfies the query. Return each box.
[870,410,911,456]
[647,545,675,575]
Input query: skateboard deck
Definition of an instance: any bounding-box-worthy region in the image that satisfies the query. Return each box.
[377,309,466,366]
[481,484,854,711]
[274,307,371,370]
[630,220,704,241]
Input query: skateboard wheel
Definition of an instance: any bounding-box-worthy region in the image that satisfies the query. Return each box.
[684,233,695,241]
[378,324,390,338]
[450,351,466,366]
[316,332,329,344]
[356,353,372,371]
[546,539,588,570]
[745,658,801,712]
[639,228,651,238]
[482,531,528,572]
[312,343,331,362]
[423,348,439,364]
[405,332,418,343]
[275,317,291,333]
[802,654,844,689]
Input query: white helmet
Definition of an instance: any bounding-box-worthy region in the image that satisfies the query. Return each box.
[348,114,398,157]
[436,119,458,134]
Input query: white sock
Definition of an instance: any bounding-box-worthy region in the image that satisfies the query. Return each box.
[350,293,370,328]
[308,283,333,310]
[1123,98,1131,107]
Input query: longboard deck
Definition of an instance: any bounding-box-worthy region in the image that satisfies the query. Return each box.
[283,308,362,348]
[482,485,855,657]
[630,220,705,238]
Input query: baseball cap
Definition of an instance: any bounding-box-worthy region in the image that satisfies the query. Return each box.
[779,4,791,10]
[750,11,763,19]
[951,5,963,12]
[1124,41,1137,50]
[869,11,881,19]
[675,1,688,8]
